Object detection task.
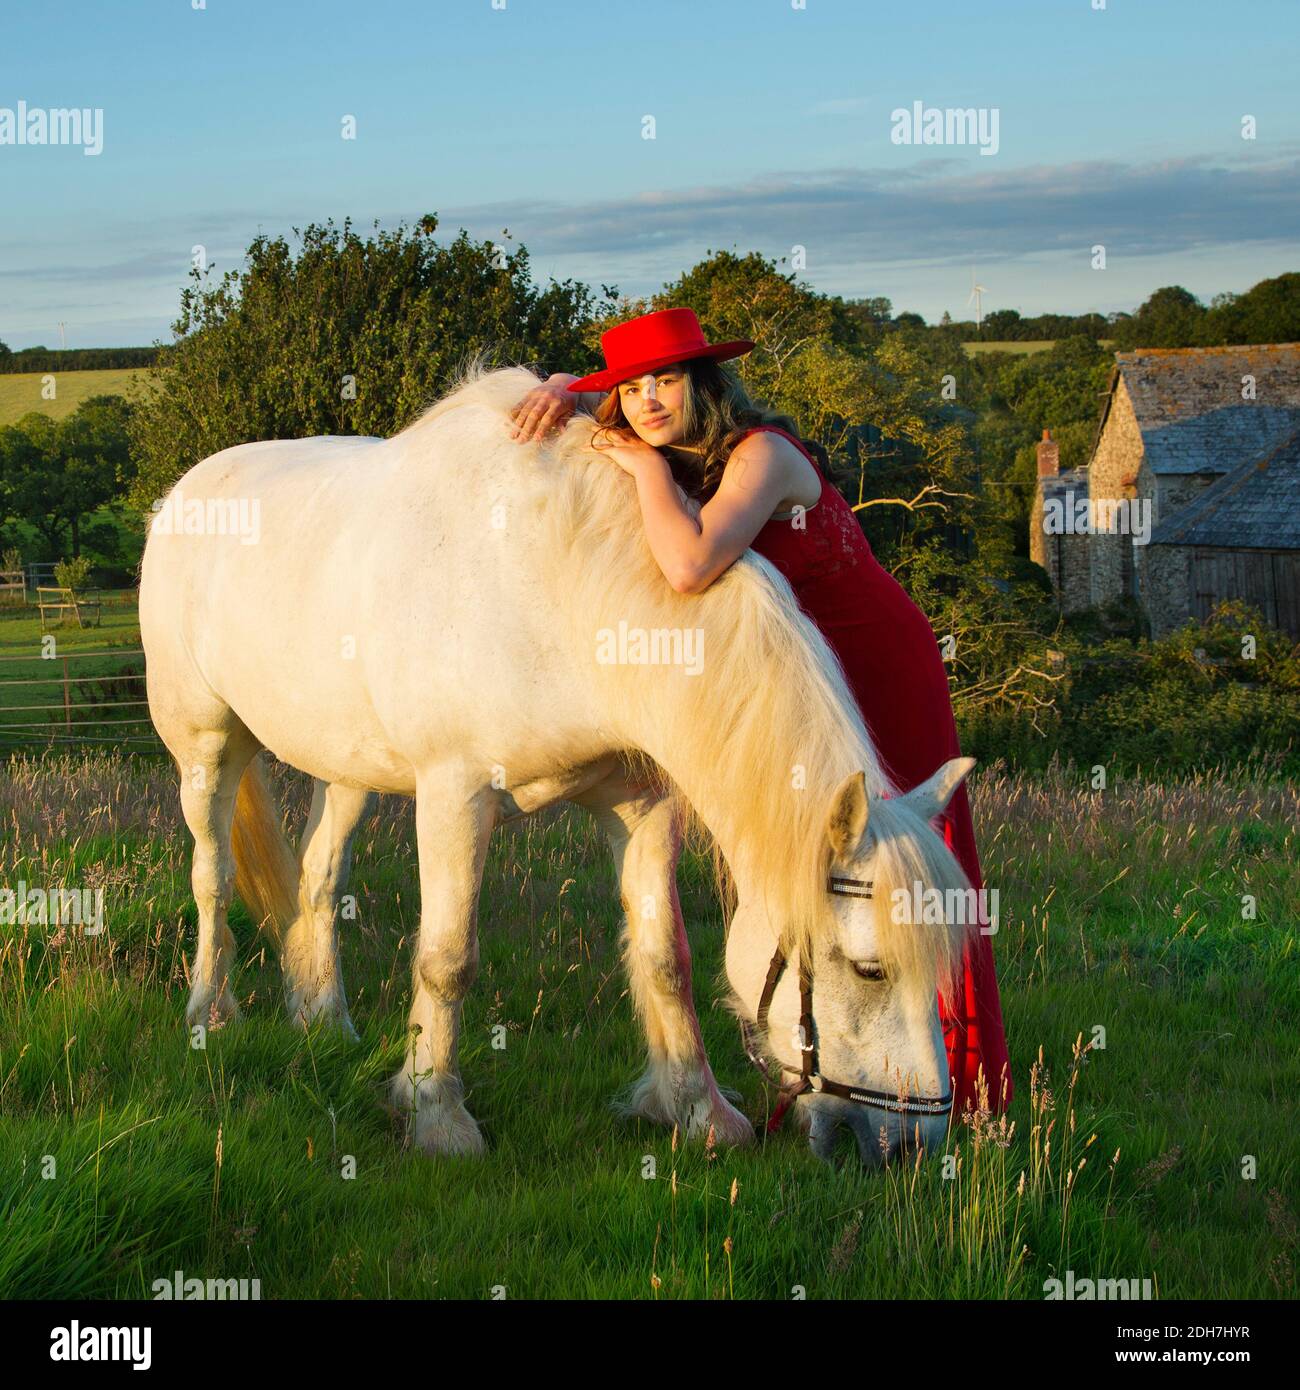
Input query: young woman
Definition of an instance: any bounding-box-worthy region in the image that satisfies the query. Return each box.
[508,307,1012,1115]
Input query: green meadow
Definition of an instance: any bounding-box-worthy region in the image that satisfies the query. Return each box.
[0,751,1295,1300]
[0,598,148,752]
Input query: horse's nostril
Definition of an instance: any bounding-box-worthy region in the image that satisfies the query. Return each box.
[809,1106,856,1164]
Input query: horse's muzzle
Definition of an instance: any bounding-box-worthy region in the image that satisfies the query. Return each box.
[805,1095,948,1167]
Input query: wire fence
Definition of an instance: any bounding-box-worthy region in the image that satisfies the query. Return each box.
[0,645,164,752]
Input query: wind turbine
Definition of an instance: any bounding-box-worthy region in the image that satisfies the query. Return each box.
[968,273,988,331]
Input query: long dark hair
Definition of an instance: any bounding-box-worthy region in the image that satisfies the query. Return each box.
[591,357,828,503]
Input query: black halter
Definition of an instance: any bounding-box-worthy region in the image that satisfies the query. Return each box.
[737,875,954,1120]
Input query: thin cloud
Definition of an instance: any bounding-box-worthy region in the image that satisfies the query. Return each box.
[439,151,1300,265]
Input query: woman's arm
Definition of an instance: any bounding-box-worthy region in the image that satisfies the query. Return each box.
[617,432,804,595]
[509,373,603,442]
[547,373,605,415]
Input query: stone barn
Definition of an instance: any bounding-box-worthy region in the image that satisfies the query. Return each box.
[1032,343,1300,635]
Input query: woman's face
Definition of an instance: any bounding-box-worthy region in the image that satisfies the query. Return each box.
[616,364,688,446]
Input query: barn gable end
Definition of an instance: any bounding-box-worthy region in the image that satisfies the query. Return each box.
[1034,343,1300,636]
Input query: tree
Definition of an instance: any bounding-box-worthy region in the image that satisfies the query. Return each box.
[129,216,614,509]
[1203,272,1300,345]
[833,295,894,345]
[0,396,134,557]
[969,336,1112,561]
[894,540,1063,731]
[982,308,1023,340]
[0,413,62,554]
[652,252,977,558]
[652,250,840,403]
[994,335,1112,440]
[779,330,977,559]
[1112,285,1205,349]
[58,395,136,555]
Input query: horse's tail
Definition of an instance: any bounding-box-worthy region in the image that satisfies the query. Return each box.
[232,754,301,948]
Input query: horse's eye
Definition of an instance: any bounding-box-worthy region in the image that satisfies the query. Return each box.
[852,962,887,982]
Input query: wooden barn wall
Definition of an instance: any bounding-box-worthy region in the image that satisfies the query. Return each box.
[1188,548,1300,637]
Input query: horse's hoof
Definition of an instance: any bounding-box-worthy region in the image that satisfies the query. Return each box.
[702,1095,756,1147]
[185,987,241,1031]
[390,1072,486,1156]
[413,1107,487,1157]
[289,991,359,1041]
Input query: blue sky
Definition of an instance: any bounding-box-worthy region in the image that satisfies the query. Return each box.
[1,0,1297,348]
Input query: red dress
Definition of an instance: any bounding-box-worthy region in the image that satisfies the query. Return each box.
[741,425,1013,1114]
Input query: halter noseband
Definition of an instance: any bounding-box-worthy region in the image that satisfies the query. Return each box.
[737,875,954,1130]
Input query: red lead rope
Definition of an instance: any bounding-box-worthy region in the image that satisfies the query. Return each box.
[766,1093,798,1133]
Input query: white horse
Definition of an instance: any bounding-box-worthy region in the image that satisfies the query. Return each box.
[140,364,975,1165]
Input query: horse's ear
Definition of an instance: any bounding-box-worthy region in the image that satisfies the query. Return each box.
[901,757,975,823]
[826,770,869,859]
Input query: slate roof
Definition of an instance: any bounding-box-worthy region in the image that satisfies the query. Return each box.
[1093,344,1300,476]
[1139,404,1300,476]
[1149,428,1300,550]
[1040,467,1088,501]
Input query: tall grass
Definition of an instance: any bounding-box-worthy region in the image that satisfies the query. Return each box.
[0,751,1296,1298]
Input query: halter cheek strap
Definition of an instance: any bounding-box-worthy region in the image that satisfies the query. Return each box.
[737,875,954,1131]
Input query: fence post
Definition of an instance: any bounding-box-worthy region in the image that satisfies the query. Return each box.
[63,655,72,732]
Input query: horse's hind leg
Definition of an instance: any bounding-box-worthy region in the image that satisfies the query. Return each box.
[574,777,754,1147]
[170,722,262,1029]
[281,780,373,1037]
[391,766,497,1156]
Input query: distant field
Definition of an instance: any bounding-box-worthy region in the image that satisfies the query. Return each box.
[963,340,1117,356]
[0,368,153,425]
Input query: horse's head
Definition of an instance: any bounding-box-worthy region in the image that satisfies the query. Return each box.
[726,757,975,1166]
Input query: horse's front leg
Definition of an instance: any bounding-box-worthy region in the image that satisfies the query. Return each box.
[575,777,754,1147]
[391,769,496,1156]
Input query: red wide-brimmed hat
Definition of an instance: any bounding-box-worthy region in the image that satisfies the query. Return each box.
[566,308,754,393]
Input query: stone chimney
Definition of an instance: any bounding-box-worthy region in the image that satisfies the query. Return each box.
[1037,428,1060,478]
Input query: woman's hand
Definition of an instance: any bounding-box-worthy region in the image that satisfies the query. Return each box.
[508,375,578,442]
[590,426,666,477]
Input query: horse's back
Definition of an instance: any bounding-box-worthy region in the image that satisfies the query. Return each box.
[140,418,606,792]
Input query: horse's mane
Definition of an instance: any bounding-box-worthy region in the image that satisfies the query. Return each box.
[397,361,966,995]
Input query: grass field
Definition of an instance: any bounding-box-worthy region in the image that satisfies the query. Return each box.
[0,597,149,753]
[0,368,151,425]
[961,340,1118,356]
[0,749,1295,1300]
